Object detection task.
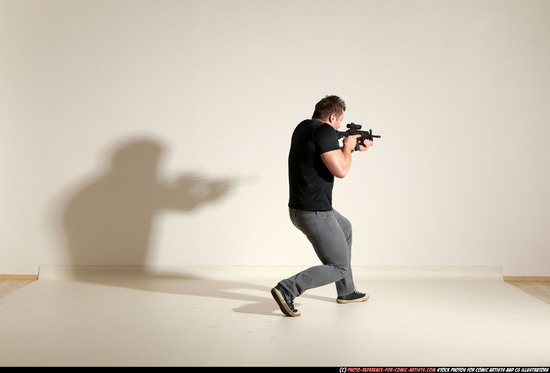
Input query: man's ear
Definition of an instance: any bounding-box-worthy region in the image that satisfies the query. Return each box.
[328,113,337,124]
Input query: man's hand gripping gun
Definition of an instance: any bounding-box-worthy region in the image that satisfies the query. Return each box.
[336,123,381,151]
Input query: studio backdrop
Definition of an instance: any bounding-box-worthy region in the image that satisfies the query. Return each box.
[1,0,549,276]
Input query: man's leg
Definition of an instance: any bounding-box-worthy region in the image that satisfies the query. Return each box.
[332,210,356,297]
[331,209,369,304]
[278,209,355,298]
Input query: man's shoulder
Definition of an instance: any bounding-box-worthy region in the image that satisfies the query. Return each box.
[296,119,319,128]
[291,120,336,149]
[295,119,332,133]
[300,119,326,126]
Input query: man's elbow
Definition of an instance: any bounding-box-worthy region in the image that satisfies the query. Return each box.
[321,151,351,179]
[332,169,349,179]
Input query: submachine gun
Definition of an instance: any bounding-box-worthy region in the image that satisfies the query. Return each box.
[336,123,381,151]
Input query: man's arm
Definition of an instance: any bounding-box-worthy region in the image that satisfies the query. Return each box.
[320,135,359,178]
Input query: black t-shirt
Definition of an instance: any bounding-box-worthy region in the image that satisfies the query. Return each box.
[288,119,341,211]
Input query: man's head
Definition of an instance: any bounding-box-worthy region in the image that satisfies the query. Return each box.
[312,95,346,130]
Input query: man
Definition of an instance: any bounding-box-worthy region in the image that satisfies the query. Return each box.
[271,95,372,317]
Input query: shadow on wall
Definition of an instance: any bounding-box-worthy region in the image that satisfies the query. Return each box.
[57,138,326,316]
[61,136,239,268]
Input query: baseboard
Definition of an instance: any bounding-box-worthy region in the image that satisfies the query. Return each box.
[37,265,505,282]
[2,270,548,282]
[503,276,550,282]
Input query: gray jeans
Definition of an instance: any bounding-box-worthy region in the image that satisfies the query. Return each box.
[279,208,356,298]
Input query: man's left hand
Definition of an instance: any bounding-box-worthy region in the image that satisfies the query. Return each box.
[357,139,373,151]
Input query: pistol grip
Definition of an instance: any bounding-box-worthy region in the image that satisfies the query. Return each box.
[355,138,363,151]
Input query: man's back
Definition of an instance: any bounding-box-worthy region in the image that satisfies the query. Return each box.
[288,119,340,211]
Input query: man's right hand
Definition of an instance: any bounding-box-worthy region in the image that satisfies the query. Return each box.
[342,134,361,153]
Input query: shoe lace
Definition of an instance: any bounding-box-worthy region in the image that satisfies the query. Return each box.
[289,299,296,311]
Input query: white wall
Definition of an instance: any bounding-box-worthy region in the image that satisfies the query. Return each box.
[2,0,549,276]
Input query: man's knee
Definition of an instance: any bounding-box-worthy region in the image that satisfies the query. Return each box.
[333,264,349,279]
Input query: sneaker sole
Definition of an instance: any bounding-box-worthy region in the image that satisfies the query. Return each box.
[336,293,370,304]
[271,288,301,317]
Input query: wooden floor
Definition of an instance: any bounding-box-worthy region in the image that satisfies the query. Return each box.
[505,280,550,304]
[0,279,36,299]
[2,278,550,303]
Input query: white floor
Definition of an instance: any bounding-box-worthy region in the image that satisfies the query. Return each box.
[1,266,550,367]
